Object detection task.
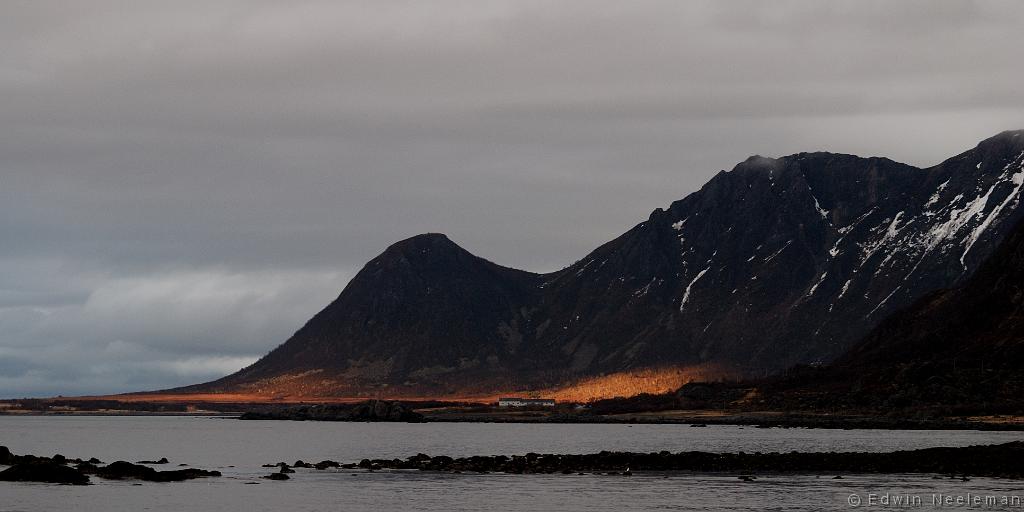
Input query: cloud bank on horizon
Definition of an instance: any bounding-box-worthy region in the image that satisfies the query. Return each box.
[1,0,1022,397]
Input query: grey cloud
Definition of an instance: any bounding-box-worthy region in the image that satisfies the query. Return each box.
[0,266,350,397]
[1,0,1022,396]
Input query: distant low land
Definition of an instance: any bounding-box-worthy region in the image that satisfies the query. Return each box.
[5,392,1024,432]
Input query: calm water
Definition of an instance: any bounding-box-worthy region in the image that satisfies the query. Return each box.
[1,416,1022,511]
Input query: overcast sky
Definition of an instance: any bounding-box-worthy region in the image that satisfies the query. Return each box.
[2,1,1022,398]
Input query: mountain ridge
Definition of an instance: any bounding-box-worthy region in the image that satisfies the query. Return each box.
[181,129,1024,398]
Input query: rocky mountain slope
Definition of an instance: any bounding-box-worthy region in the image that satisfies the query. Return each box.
[754,211,1024,414]
[807,216,1024,413]
[183,130,1024,397]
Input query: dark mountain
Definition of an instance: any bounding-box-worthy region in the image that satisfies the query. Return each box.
[184,130,1024,397]
[757,212,1024,414]
[198,233,544,395]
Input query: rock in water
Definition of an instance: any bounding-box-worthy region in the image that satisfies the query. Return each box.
[95,461,220,482]
[0,462,90,485]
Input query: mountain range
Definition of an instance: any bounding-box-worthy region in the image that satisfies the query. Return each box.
[180,130,1024,398]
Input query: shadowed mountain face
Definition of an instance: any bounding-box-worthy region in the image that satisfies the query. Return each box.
[819,213,1024,409]
[185,131,1024,397]
[200,234,545,394]
[840,214,1024,371]
[758,213,1024,413]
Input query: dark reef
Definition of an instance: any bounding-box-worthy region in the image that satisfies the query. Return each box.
[347,441,1024,479]
[0,446,221,485]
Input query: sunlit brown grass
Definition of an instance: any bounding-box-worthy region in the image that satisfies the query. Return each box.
[61,365,735,406]
[542,364,735,403]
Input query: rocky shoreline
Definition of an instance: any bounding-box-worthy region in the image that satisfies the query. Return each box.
[0,446,221,485]
[7,397,1024,432]
[255,441,1024,480]
[5,441,1023,485]
[235,399,1024,432]
[417,410,1024,430]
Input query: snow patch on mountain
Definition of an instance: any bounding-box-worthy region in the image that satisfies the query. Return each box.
[859,212,907,266]
[808,271,828,296]
[960,152,1024,266]
[924,179,950,209]
[763,241,792,264]
[679,266,711,311]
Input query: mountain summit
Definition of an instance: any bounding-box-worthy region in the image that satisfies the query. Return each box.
[184,130,1024,398]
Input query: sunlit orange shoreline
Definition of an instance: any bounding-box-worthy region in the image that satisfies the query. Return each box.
[61,392,498,405]
[33,364,732,406]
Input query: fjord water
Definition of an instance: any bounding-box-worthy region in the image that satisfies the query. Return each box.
[2,416,1022,511]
